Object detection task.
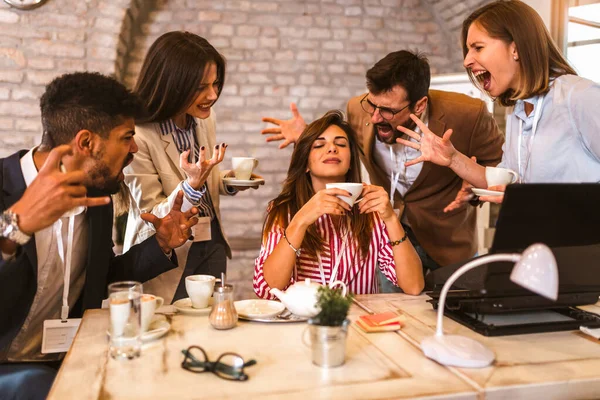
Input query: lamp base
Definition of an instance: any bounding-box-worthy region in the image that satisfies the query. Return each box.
[421,334,495,368]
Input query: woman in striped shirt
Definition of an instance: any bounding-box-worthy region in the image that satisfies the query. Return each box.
[254,111,424,299]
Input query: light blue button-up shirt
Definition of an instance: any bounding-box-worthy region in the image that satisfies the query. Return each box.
[498,75,600,183]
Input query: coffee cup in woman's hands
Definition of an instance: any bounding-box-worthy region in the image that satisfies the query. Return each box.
[325,182,363,207]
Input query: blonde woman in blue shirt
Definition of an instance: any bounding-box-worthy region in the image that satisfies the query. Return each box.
[396,0,600,207]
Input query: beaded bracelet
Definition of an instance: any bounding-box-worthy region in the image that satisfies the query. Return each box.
[388,231,409,247]
[283,229,302,257]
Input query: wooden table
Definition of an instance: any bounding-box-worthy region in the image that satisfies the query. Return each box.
[47,302,477,400]
[354,294,600,400]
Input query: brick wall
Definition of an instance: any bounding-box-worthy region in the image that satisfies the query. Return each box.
[0,0,493,299]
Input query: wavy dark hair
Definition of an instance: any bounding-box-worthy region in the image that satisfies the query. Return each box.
[134,31,226,123]
[263,110,372,260]
[39,72,141,149]
[462,0,576,106]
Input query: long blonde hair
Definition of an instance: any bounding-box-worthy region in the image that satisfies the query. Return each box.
[461,0,576,106]
[262,110,372,260]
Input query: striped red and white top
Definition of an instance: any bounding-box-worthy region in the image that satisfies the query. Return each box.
[253,213,398,299]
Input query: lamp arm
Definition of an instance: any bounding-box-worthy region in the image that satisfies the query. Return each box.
[434,253,521,336]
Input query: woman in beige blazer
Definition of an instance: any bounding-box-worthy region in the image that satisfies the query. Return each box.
[123,32,236,304]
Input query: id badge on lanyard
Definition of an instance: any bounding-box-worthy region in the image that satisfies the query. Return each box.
[42,214,82,354]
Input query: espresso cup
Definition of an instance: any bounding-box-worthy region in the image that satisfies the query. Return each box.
[140,294,164,333]
[232,157,258,180]
[485,167,519,187]
[185,275,216,309]
[325,182,364,207]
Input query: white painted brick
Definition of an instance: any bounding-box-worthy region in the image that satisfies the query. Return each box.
[307,28,331,39]
[0,70,24,83]
[220,96,245,108]
[300,74,316,85]
[258,37,278,48]
[297,50,319,61]
[231,37,258,49]
[0,88,8,100]
[240,85,262,96]
[58,59,87,71]
[221,12,248,24]
[247,73,272,84]
[0,10,18,23]
[263,86,286,96]
[58,30,87,43]
[275,76,296,85]
[93,17,122,31]
[332,29,349,39]
[16,119,41,132]
[290,86,307,97]
[198,11,222,21]
[0,48,26,68]
[0,117,14,130]
[344,6,362,15]
[0,101,38,117]
[251,2,279,12]
[27,41,85,58]
[11,88,40,101]
[238,62,269,73]
[211,24,234,36]
[237,25,260,36]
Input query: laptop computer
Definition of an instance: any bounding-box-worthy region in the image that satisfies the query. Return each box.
[426,183,600,335]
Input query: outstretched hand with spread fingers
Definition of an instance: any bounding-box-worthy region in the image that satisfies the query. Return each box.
[261,102,306,149]
[141,190,199,254]
[396,114,457,168]
[181,143,227,190]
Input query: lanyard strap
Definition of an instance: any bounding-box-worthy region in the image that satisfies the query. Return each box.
[517,94,546,183]
[318,220,350,287]
[389,146,402,204]
[55,215,76,321]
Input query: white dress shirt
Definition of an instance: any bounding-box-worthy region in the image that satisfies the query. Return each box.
[4,148,88,362]
[372,106,428,224]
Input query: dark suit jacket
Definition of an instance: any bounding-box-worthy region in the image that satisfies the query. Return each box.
[347,90,504,267]
[0,150,178,358]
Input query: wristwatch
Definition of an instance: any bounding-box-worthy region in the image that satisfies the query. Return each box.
[0,210,31,245]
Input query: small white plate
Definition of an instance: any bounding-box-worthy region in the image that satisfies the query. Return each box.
[223,177,265,187]
[173,297,213,315]
[471,188,504,197]
[107,316,170,342]
[234,300,285,319]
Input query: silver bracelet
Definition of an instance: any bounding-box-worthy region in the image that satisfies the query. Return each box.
[283,229,301,257]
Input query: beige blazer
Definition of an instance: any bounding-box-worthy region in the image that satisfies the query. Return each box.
[347,90,504,267]
[123,111,231,303]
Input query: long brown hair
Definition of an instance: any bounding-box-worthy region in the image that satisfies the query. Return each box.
[263,110,372,260]
[461,0,576,106]
[134,31,226,123]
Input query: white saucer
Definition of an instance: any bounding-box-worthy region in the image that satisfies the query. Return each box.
[173,297,213,315]
[471,188,504,197]
[223,177,265,187]
[234,299,285,319]
[107,316,170,342]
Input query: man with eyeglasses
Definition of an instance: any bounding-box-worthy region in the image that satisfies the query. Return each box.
[261,50,503,287]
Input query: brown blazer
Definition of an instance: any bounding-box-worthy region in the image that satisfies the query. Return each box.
[347,90,504,266]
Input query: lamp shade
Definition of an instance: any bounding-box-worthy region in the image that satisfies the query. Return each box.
[510,243,558,301]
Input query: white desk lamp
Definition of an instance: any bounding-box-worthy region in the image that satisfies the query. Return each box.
[421,243,558,368]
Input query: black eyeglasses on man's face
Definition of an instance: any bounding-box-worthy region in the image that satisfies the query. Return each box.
[181,346,257,381]
[360,94,410,121]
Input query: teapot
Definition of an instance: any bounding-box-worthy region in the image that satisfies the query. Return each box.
[269,279,347,318]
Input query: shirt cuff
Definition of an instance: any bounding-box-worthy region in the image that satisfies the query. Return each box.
[182,180,207,205]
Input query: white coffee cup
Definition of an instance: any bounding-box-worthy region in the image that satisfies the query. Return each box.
[140,294,164,332]
[485,167,519,187]
[232,157,258,180]
[325,182,364,207]
[109,295,131,337]
[185,275,216,308]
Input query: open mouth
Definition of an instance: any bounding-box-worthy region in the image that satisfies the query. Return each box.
[473,70,492,91]
[197,103,212,110]
[375,123,395,143]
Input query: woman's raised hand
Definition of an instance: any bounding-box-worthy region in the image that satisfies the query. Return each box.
[294,188,352,227]
[396,114,457,168]
[180,143,227,190]
[357,184,396,222]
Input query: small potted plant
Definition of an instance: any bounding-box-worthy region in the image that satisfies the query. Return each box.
[307,285,353,367]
